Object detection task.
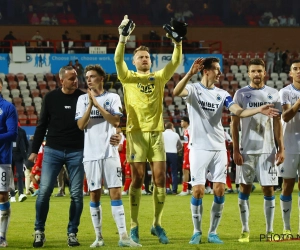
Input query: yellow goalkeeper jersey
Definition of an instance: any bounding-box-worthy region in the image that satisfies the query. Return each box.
[115,43,182,132]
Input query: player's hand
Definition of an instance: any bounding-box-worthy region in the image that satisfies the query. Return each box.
[28,153,37,163]
[188,58,205,77]
[110,133,121,146]
[118,15,135,42]
[275,149,285,166]
[87,89,96,107]
[166,33,182,45]
[233,151,243,166]
[259,104,279,117]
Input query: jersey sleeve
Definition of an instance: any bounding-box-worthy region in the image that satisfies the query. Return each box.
[223,91,235,109]
[184,83,194,102]
[111,94,123,117]
[75,94,87,120]
[279,88,290,106]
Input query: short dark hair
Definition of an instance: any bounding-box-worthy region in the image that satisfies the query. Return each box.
[200,57,220,74]
[84,64,106,78]
[290,59,300,69]
[59,66,75,80]
[133,45,149,56]
[181,116,189,124]
[248,58,265,68]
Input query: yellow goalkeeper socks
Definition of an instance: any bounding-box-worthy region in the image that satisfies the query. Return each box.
[129,186,141,228]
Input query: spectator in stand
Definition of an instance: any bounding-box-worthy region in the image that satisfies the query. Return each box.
[177,116,191,196]
[74,59,85,89]
[40,13,50,25]
[66,60,75,69]
[51,14,59,25]
[269,16,279,26]
[31,13,40,25]
[282,50,290,73]
[62,30,71,54]
[261,10,273,23]
[287,14,298,26]
[274,47,283,74]
[3,31,16,52]
[278,15,287,26]
[31,31,43,46]
[258,16,268,26]
[12,122,29,202]
[163,122,182,195]
[266,47,275,75]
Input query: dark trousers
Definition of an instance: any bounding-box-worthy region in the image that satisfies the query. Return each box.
[166,152,178,193]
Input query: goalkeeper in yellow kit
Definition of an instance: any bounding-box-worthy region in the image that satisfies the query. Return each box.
[114,15,182,244]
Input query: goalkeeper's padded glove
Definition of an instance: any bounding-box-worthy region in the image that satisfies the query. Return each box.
[118,15,135,43]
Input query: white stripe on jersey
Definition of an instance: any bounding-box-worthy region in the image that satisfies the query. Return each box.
[75,91,123,161]
[233,85,280,154]
[185,83,234,150]
[279,84,300,153]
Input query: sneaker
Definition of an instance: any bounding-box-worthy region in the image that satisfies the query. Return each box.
[251,184,256,193]
[205,187,212,194]
[141,190,147,195]
[166,189,172,195]
[118,237,142,247]
[189,232,202,244]
[208,233,223,244]
[177,191,189,196]
[275,187,282,192]
[283,230,293,240]
[130,227,140,244]
[225,189,234,194]
[29,187,35,194]
[150,226,169,244]
[0,236,8,247]
[18,194,27,202]
[31,190,39,197]
[54,192,65,197]
[238,232,250,243]
[33,230,45,248]
[121,191,128,195]
[90,238,104,248]
[10,197,16,203]
[68,233,80,247]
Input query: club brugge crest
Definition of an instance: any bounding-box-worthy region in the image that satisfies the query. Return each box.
[267,93,273,100]
[216,94,221,101]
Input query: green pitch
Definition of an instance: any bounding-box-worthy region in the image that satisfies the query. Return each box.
[9,185,300,249]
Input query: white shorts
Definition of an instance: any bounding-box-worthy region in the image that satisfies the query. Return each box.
[190,149,227,186]
[239,154,277,186]
[278,154,300,179]
[0,164,11,192]
[235,165,241,184]
[84,158,122,191]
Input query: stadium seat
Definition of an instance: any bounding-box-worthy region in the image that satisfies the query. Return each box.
[270,73,279,81]
[167,81,175,90]
[284,80,291,86]
[243,73,250,81]
[266,80,275,88]
[47,80,57,91]
[23,97,33,107]
[28,114,38,125]
[6,73,15,82]
[41,89,49,97]
[16,106,25,115]
[8,81,18,90]
[230,81,239,91]
[279,73,288,81]
[12,97,22,107]
[2,81,8,89]
[173,96,182,105]
[0,73,5,81]
[18,80,28,90]
[35,73,44,81]
[28,81,37,90]
[1,88,10,97]
[172,73,180,84]
[234,73,243,81]
[26,73,35,82]
[11,89,20,98]
[25,106,35,115]
[275,80,283,89]
[20,88,30,98]
[168,104,175,111]
[239,81,248,88]
[226,73,234,82]
[230,65,239,74]
[18,114,28,125]
[221,80,229,90]
[3,96,12,102]
[239,65,248,74]
[164,88,169,97]
[190,73,199,83]
[33,97,42,105]
[45,73,54,82]
[165,96,173,106]
[31,89,40,98]
[38,80,47,90]
[108,88,117,93]
[16,73,25,82]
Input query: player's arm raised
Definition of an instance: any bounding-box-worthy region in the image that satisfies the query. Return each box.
[229,103,279,118]
[173,58,205,97]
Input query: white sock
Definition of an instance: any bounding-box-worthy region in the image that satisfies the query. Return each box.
[190,196,202,234]
[209,196,225,235]
[111,200,128,239]
[280,194,292,231]
[0,202,11,239]
[90,201,102,239]
[264,196,275,233]
[238,192,250,232]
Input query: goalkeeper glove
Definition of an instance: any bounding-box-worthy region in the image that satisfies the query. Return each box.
[118,15,135,43]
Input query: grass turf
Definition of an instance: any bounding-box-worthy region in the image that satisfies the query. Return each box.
[8,185,300,249]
